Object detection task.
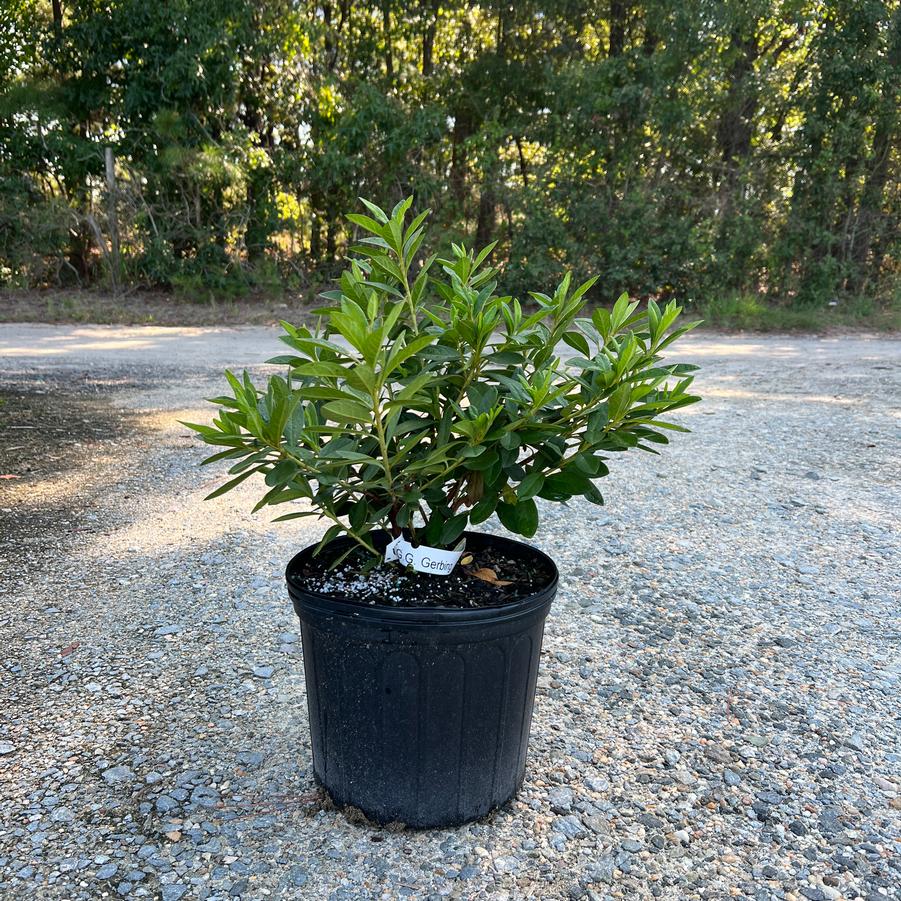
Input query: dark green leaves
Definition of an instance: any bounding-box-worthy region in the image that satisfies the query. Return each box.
[190,198,701,560]
[496,498,539,538]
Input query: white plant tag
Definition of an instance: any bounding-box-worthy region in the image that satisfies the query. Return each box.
[384,535,464,576]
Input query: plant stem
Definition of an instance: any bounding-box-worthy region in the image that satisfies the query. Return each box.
[322,510,379,556]
[399,258,418,335]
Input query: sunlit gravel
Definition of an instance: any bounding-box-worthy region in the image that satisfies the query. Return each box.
[1,329,899,900]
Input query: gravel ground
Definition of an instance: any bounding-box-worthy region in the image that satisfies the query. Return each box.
[1,326,899,901]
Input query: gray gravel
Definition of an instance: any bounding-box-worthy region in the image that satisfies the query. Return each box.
[1,326,900,900]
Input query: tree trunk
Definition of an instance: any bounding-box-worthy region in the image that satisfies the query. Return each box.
[475,181,495,248]
[382,0,394,82]
[450,109,473,204]
[642,21,658,56]
[241,85,271,263]
[310,195,323,264]
[326,201,337,261]
[609,0,627,58]
[515,137,529,188]
[322,1,349,72]
[849,7,901,287]
[715,26,760,232]
[245,172,267,263]
[104,147,121,293]
[421,0,438,75]
[496,2,512,56]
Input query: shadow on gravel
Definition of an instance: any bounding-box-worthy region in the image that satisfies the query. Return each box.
[0,372,141,568]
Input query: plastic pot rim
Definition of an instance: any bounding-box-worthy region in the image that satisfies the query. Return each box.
[285,529,559,627]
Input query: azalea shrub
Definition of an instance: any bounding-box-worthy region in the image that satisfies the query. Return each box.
[187,198,701,559]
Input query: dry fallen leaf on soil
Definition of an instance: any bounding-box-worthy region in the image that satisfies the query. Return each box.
[469,567,512,587]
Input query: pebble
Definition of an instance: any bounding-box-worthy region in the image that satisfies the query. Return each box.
[583,854,616,885]
[155,795,179,814]
[161,885,188,901]
[102,765,135,785]
[237,751,265,769]
[584,776,609,793]
[549,786,574,813]
[554,815,587,839]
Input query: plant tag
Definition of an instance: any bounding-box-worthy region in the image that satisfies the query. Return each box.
[384,536,464,576]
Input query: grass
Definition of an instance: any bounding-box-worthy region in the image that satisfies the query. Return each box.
[691,292,901,333]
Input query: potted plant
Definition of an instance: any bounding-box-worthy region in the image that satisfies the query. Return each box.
[187,198,700,828]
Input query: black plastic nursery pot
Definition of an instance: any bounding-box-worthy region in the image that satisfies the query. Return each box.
[285,531,558,829]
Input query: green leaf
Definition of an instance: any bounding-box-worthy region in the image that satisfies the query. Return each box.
[264,460,297,487]
[495,498,539,538]
[359,198,389,223]
[419,344,459,361]
[592,307,612,339]
[346,212,386,236]
[292,361,349,379]
[271,510,319,523]
[463,448,498,471]
[517,471,545,500]
[440,513,469,545]
[539,469,592,501]
[562,330,590,356]
[385,333,437,373]
[322,399,373,422]
[468,496,497,524]
[204,468,260,500]
[608,383,632,422]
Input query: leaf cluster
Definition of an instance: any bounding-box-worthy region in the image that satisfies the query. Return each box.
[187,198,701,559]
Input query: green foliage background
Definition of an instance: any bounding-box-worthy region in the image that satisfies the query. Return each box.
[1,1,899,308]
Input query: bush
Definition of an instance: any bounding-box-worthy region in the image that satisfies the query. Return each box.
[187,199,701,559]
[0,177,72,287]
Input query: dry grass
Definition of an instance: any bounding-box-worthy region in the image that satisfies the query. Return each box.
[0,289,317,327]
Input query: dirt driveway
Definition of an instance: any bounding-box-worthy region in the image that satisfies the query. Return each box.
[1,325,899,901]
